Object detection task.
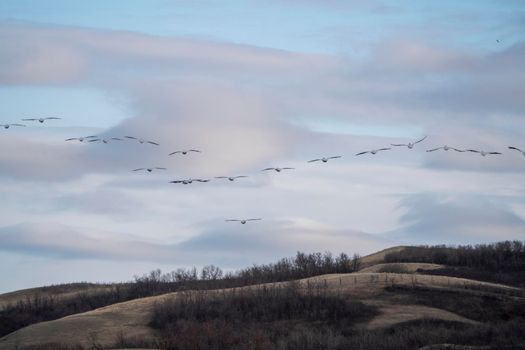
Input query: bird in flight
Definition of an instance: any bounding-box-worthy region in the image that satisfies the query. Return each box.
[88,137,123,144]
[169,178,210,185]
[262,167,295,172]
[308,156,342,163]
[169,149,201,156]
[355,148,391,156]
[65,136,98,142]
[133,167,167,173]
[466,149,502,157]
[22,117,61,123]
[1,123,25,129]
[125,136,159,145]
[426,146,465,153]
[215,175,248,181]
[225,218,262,224]
[508,146,525,157]
[391,136,427,149]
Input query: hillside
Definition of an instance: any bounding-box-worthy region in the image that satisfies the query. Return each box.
[0,283,114,310]
[1,243,525,350]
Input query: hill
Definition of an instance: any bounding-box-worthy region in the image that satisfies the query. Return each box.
[1,242,524,349]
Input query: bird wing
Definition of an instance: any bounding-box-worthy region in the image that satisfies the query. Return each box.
[111,137,123,141]
[85,135,98,138]
[11,124,26,127]
[169,151,181,155]
[132,168,145,171]
[188,149,201,152]
[282,167,295,170]
[355,151,369,156]
[65,138,78,141]
[21,118,37,121]
[246,218,262,221]
[467,149,480,153]
[488,152,502,155]
[155,167,167,170]
[414,136,427,144]
[195,179,210,182]
[169,180,182,183]
[308,159,320,163]
[508,146,523,152]
[390,143,407,147]
[329,156,342,159]
[235,176,248,178]
[426,147,442,152]
[44,117,61,120]
[378,148,391,151]
[88,139,100,142]
[452,148,466,152]
[262,168,275,171]
[225,219,240,222]
[215,176,228,179]
[125,136,137,140]
[148,141,159,145]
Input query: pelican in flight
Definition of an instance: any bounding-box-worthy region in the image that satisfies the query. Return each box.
[426,146,465,153]
[215,175,248,181]
[22,117,61,123]
[1,123,25,129]
[355,148,391,156]
[88,137,123,144]
[508,146,525,157]
[169,149,201,156]
[169,178,210,185]
[467,149,502,157]
[225,218,262,224]
[65,136,98,142]
[308,156,342,163]
[262,167,295,172]
[125,136,159,145]
[391,136,427,149]
[133,167,167,173]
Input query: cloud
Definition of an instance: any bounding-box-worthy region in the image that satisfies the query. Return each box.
[0,221,391,267]
[389,193,525,244]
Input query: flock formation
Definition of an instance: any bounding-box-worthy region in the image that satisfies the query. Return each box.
[3,117,524,224]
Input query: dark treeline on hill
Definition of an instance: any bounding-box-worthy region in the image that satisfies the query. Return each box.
[384,241,525,287]
[0,251,359,337]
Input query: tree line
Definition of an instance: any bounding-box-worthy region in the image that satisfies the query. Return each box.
[0,251,361,337]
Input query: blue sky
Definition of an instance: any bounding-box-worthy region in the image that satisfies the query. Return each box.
[0,0,524,293]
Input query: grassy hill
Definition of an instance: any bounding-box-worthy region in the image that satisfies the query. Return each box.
[1,242,524,350]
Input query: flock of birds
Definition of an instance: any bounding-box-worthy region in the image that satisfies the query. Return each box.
[3,117,525,224]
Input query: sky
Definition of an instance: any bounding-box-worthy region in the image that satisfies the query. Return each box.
[0,0,524,293]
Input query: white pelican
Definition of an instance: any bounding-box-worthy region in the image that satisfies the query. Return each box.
[169,178,210,185]
[355,148,391,156]
[262,167,295,172]
[22,117,61,123]
[467,149,502,157]
[1,123,25,129]
[391,136,427,149]
[169,149,201,155]
[508,146,525,157]
[133,167,167,173]
[88,137,123,144]
[225,218,262,224]
[308,156,342,163]
[426,146,465,152]
[215,176,248,181]
[65,136,98,142]
[125,136,159,145]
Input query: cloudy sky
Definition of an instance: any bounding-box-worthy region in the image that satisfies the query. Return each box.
[1,0,524,293]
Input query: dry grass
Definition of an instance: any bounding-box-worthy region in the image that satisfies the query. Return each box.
[358,263,445,274]
[0,284,114,310]
[359,246,408,268]
[1,272,521,349]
